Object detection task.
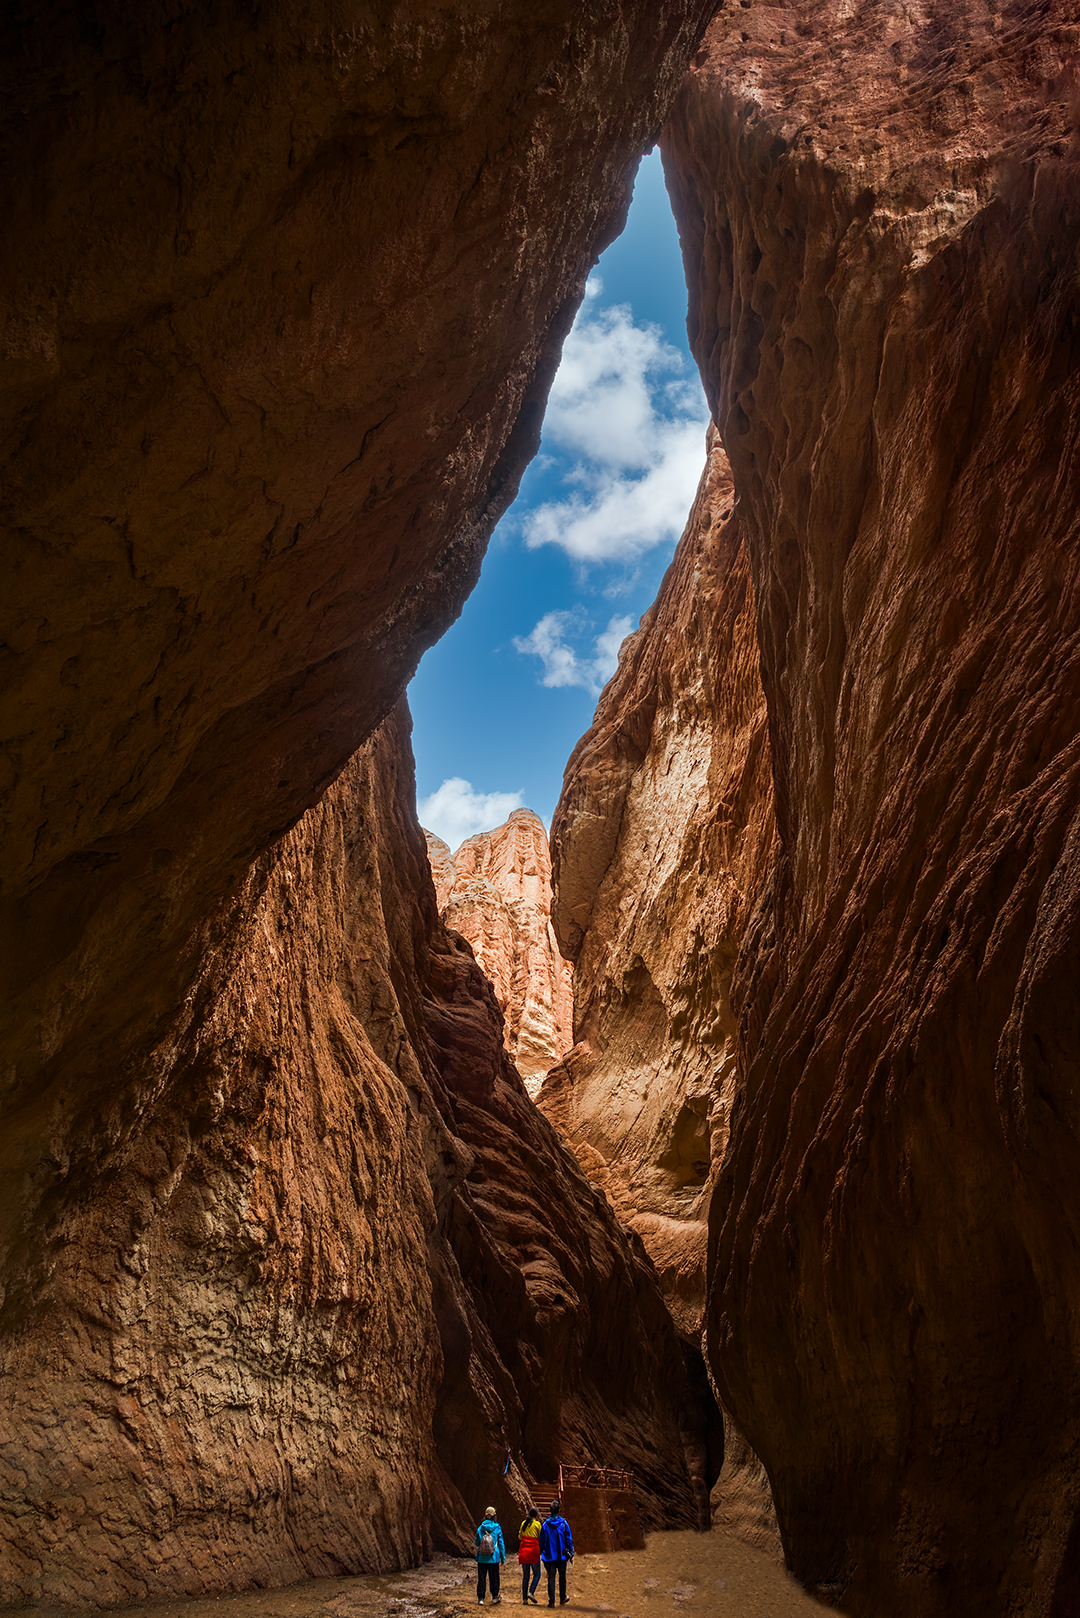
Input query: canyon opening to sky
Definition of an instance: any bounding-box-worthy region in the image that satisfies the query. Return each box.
[3,5,1080,1618]
[409,151,706,849]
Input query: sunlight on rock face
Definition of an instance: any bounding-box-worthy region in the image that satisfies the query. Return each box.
[424,810,573,1094]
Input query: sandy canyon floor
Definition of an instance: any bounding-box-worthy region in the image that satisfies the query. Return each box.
[7,1533,824,1618]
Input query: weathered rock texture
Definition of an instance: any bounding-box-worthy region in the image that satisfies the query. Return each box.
[542,431,777,1549]
[544,434,774,1340]
[425,810,574,1093]
[655,2,1080,1611]
[0,0,717,1601]
[0,704,700,1604]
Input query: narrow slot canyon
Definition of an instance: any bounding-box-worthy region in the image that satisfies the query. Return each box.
[2,5,1079,1617]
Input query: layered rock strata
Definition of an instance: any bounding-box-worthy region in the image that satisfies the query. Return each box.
[655,2,1080,1610]
[0,704,700,1605]
[426,810,574,1093]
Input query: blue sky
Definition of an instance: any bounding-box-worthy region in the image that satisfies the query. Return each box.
[409,151,708,851]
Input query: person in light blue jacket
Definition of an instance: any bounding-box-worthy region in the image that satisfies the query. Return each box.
[538,1500,574,1607]
[474,1506,506,1605]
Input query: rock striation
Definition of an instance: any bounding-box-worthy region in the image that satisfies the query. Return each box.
[542,431,777,1546]
[0,703,701,1604]
[544,434,773,1341]
[0,1,718,1601]
[425,810,574,1094]
[656,2,1080,1610]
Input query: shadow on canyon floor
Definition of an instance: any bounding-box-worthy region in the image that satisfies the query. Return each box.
[6,1533,824,1618]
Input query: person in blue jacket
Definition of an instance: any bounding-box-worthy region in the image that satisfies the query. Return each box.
[474,1506,506,1605]
[538,1500,574,1607]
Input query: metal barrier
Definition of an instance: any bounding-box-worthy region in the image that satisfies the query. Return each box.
[559,1463,634,1493]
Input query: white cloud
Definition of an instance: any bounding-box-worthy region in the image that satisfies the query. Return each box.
[418,778,524,852]
[523,417,707,563]
[513,610,634,697]
[522,299,709,564]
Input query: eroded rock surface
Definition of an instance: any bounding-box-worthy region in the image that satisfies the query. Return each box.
[425,811,573,1093]
[543,435,773,1340]
[0,706,700,1604]
[0,0,712,1378]
[541,433,777,1550]
[0,1,718,1601]
[658,3,1080,1611]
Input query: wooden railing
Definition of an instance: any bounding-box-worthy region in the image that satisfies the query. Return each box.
[559,1463,634,1493]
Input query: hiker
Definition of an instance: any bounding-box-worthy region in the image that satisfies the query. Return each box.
[518,1505,543,1605]
[538,1498,574,1607]
[474,1506,506,1605]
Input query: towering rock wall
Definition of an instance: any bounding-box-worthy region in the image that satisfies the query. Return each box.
[425,810,574,1092]
[0,704,700,1605]
[542,432,777,1549]
[544,435,774,1339]
[0,1,717,1602]
[656,2,1080,1611]
[0,0,713,1336]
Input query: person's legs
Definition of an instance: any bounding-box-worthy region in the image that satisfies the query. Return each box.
[528,1565,541,1602]
[522,1565,529,1604]
[477,1563,488,1603]
[546,1561,556,1606]
[491,1565,501,1602]
[557,1560,567,1603]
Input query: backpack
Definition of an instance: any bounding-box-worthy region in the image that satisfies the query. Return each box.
[479,1526,494,1557]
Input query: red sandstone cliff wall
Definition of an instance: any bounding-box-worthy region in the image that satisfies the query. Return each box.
[0,704,700,1603]
[542,432,777,1548]
[426,810,574,1093]
[0,2,717,1601]
[544,435,773,1339]
[658,2,1080,1611]
[0,0,713,1337]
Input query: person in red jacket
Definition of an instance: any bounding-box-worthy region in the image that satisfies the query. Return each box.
[517,1507,542,1604]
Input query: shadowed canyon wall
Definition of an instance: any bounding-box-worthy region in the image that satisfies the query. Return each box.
[0,0,718,1602]
[425,810,574,1094]
[544,0,1080,1606]
[653,1,1079,1611]
[0,704,700,1604]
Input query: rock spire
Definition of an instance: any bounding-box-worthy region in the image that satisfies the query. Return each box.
[426,810,573,1095]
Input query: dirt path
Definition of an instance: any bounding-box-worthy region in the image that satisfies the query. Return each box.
[9,1531,826,1618]
[536,1530,826,1616]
